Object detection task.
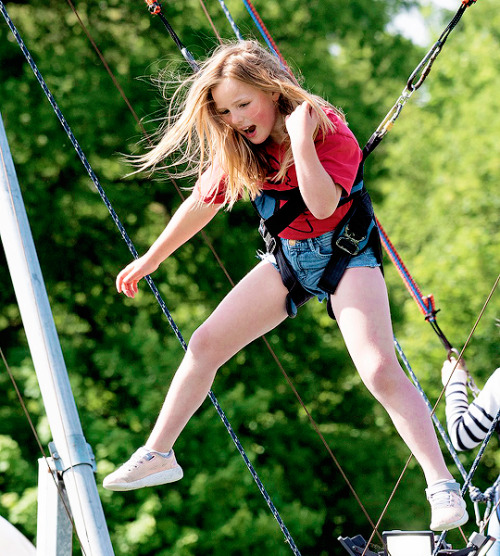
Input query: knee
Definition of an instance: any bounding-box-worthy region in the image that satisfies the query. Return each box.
[187,322,227,367]
[359,358,404,400]
[188,323,215,358]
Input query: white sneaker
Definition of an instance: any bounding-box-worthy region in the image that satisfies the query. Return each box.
[426,479,469,531]
[103,447,183,491]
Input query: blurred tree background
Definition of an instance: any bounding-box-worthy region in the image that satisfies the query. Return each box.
[0,0,498,554]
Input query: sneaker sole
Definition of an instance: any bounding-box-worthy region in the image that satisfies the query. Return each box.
[103,466,184,492]
[431,509,469,531]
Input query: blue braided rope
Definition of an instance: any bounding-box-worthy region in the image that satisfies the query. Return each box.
[432,406,500,554]
[394,338,468,479]
[0,3,302,553]
[240,0,279,58]
[215,0,244,41]
[379,230,430,316]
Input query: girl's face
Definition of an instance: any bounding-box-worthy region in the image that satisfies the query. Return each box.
[212,78,281,144]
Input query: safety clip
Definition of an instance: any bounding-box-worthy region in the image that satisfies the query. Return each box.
[259,220,277,254]
[145,0,162,15]
[336,225,365,256]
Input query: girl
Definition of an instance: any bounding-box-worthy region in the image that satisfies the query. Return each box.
[442,357,500,551]
[103,40,468,532]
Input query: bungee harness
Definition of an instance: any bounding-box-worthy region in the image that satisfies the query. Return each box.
[253,162,383,319]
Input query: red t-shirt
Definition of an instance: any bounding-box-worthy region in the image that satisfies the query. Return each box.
[193,109,362,240]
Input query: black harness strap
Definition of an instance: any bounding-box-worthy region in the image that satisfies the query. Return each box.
[255,163,383,319]
[262,188,306,237]
[257,209,313,317]
[318,188,383,319]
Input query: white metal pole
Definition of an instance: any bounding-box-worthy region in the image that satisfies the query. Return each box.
[0,111,114,556]
[37,458,73,555]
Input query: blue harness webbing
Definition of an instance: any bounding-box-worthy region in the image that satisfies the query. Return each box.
[253,163,383,319]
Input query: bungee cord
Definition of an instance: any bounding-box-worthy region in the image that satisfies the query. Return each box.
[0,3,302,554]
[240,0,293,76]
[197,0,222,42]
[377,217,482,397]
[362,0,477,159]
[215,0,244,41]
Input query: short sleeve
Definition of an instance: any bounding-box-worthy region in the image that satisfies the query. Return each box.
[192,163,227,205]
[315,117,362,196]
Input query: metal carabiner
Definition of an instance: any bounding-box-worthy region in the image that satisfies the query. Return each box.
[145,0,162,15]
[407,41,443,92]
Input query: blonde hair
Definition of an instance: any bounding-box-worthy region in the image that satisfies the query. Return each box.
[135,40,345,207]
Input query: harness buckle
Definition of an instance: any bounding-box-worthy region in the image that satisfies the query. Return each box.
[259,220,277,254]
[335,225,366,256]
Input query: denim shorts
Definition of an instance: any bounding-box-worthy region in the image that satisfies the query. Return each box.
[259,230,380,310]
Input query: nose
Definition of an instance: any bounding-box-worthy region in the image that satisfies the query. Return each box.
[228,112,243,128]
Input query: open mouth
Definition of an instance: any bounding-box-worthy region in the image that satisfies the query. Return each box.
[243,125,256,136]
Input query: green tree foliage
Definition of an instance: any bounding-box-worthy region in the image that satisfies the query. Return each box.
[0,0,497,554]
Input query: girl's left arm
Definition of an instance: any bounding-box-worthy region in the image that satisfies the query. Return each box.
[286,102,343,219]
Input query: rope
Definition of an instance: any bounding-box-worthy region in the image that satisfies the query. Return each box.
[238,0,298,84]
[215,0,244,41]
[362,0,477,159]
[0,3,302,554]
[395,339,468,480]
[433,406,500,555]
[198,0,222,42]
[240,0,280,62]
[377,216,459,355]
[0,348,84,553]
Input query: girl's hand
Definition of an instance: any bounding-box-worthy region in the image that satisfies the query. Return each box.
[285,101,319,145]
[116,255,159,298]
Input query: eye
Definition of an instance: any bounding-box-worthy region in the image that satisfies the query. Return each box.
[239,102,250,108]
[218,109,230,116]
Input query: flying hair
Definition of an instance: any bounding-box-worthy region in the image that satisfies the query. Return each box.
[134,40,345,208]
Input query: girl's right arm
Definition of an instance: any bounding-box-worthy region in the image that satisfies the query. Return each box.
[116,193,221,298]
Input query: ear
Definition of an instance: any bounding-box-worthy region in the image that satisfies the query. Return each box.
[271,91,280,102]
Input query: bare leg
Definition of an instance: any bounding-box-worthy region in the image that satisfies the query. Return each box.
[329,267,452,486]
[146,261,289,453]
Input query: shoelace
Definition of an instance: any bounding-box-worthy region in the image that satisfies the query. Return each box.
[127,450,152,470]
[430,489,457,509]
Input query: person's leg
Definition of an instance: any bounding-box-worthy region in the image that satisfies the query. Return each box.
[330,267,449,483]
[329,266,467,529]
[144,260,289,453]
[104,261,289,490]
